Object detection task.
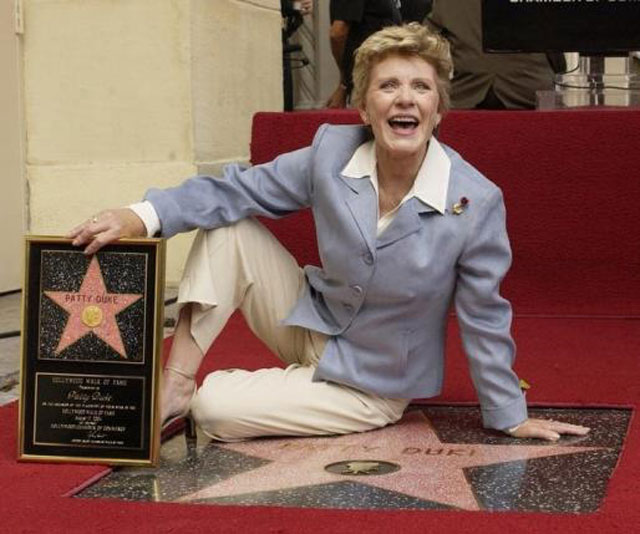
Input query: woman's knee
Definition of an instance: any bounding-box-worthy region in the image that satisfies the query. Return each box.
[190,372,255,442]
[202,218,264,246]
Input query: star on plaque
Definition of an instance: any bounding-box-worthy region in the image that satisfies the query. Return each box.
[44,256,143,358]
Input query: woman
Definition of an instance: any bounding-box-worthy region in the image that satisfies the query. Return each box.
[69,23,588,442]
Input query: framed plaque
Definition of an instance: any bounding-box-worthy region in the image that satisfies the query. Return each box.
[18,237,165,466]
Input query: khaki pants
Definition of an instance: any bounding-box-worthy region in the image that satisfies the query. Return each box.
[178,218,409,442]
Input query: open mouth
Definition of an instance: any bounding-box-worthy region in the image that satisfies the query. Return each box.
[388,116,419,132]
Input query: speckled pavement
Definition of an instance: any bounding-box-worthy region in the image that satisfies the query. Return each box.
[78,405,630,513]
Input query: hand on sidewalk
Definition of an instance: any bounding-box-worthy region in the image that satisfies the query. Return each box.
[509,418,591,441]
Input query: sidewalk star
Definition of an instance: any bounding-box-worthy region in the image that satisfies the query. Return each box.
[180,411,601,511]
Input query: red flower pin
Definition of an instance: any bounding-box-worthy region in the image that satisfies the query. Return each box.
[452,197,469,215]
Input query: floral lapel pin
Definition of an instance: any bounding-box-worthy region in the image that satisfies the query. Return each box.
[452,196,469,215]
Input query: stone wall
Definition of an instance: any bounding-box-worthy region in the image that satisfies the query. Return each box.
[23,0,283,283]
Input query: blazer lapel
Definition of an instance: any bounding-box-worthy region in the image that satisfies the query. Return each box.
[377,199,436,249]
[339,174,378,256]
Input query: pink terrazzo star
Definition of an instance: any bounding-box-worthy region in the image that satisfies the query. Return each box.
[44,256,142,358]
[180,411,602,511]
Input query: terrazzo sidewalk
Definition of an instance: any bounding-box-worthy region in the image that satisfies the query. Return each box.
[79,406,628,513]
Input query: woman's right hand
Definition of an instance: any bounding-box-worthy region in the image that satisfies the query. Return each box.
[67,208,147,255]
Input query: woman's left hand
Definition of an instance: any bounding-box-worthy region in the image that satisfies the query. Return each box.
[509,418,590,441]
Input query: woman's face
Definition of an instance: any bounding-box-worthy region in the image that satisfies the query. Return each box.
[359,54,441,163]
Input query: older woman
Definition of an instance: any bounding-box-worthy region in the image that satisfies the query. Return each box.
[70,23,588,442]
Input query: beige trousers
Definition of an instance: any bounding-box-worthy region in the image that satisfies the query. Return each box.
[178,218,409,442]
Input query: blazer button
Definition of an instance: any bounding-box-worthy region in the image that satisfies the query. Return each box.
[362,251,374,265]
[344,303,354,313]
[351,285,363,297]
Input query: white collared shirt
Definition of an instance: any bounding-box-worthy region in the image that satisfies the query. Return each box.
[341,137,452,235]
[129,199,160,237]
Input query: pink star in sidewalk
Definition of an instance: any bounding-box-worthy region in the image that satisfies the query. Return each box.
[44,256,142,358]
[180,411,602,511]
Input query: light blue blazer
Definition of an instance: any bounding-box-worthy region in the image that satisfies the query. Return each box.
[146,124,527,430]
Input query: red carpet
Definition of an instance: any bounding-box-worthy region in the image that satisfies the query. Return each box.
[2,314,639,532]
[2,110,639,532]
[253,109,640,316]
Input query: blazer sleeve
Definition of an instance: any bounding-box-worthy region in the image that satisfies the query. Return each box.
[453,187,527,431]
[143,125,329,238]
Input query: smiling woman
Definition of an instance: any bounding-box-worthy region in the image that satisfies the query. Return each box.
[362,57,441,160]
[349,23,452,216]
[359,55,443,215]
[68,23,589,444]
[351,23,452,112]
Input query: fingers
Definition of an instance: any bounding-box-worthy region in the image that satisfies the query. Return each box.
[67,212,102,240]
[67,209,146,255]
[540,419,590,436]
[517,425,561,442]
[511,418,591,442]
[67,212,110,247]
[82,226,120,255]
[67,220,90,240]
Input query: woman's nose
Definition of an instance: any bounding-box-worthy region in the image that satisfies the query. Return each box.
[395,85,415,105]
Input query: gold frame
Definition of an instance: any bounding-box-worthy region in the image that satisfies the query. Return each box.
[18,236,165,466]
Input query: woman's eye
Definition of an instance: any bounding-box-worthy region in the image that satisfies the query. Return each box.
[414,81,431,91]
[380,80,397,90]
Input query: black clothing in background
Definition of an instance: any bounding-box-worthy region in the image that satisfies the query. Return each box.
[399,0,433,23]
[330,0,402,91]
[427,0,559,109]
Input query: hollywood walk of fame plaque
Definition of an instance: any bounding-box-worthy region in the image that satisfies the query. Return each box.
[19,237,165,466]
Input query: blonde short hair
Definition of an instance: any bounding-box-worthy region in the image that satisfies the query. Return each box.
[351,23,453,113]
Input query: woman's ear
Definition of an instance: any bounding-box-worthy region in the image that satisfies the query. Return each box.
[358,107,369,125]
[432,113,443,137]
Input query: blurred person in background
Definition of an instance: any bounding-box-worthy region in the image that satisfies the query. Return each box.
[326,0,401,108]
[426,0,565,109]
[399,0,432,24]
